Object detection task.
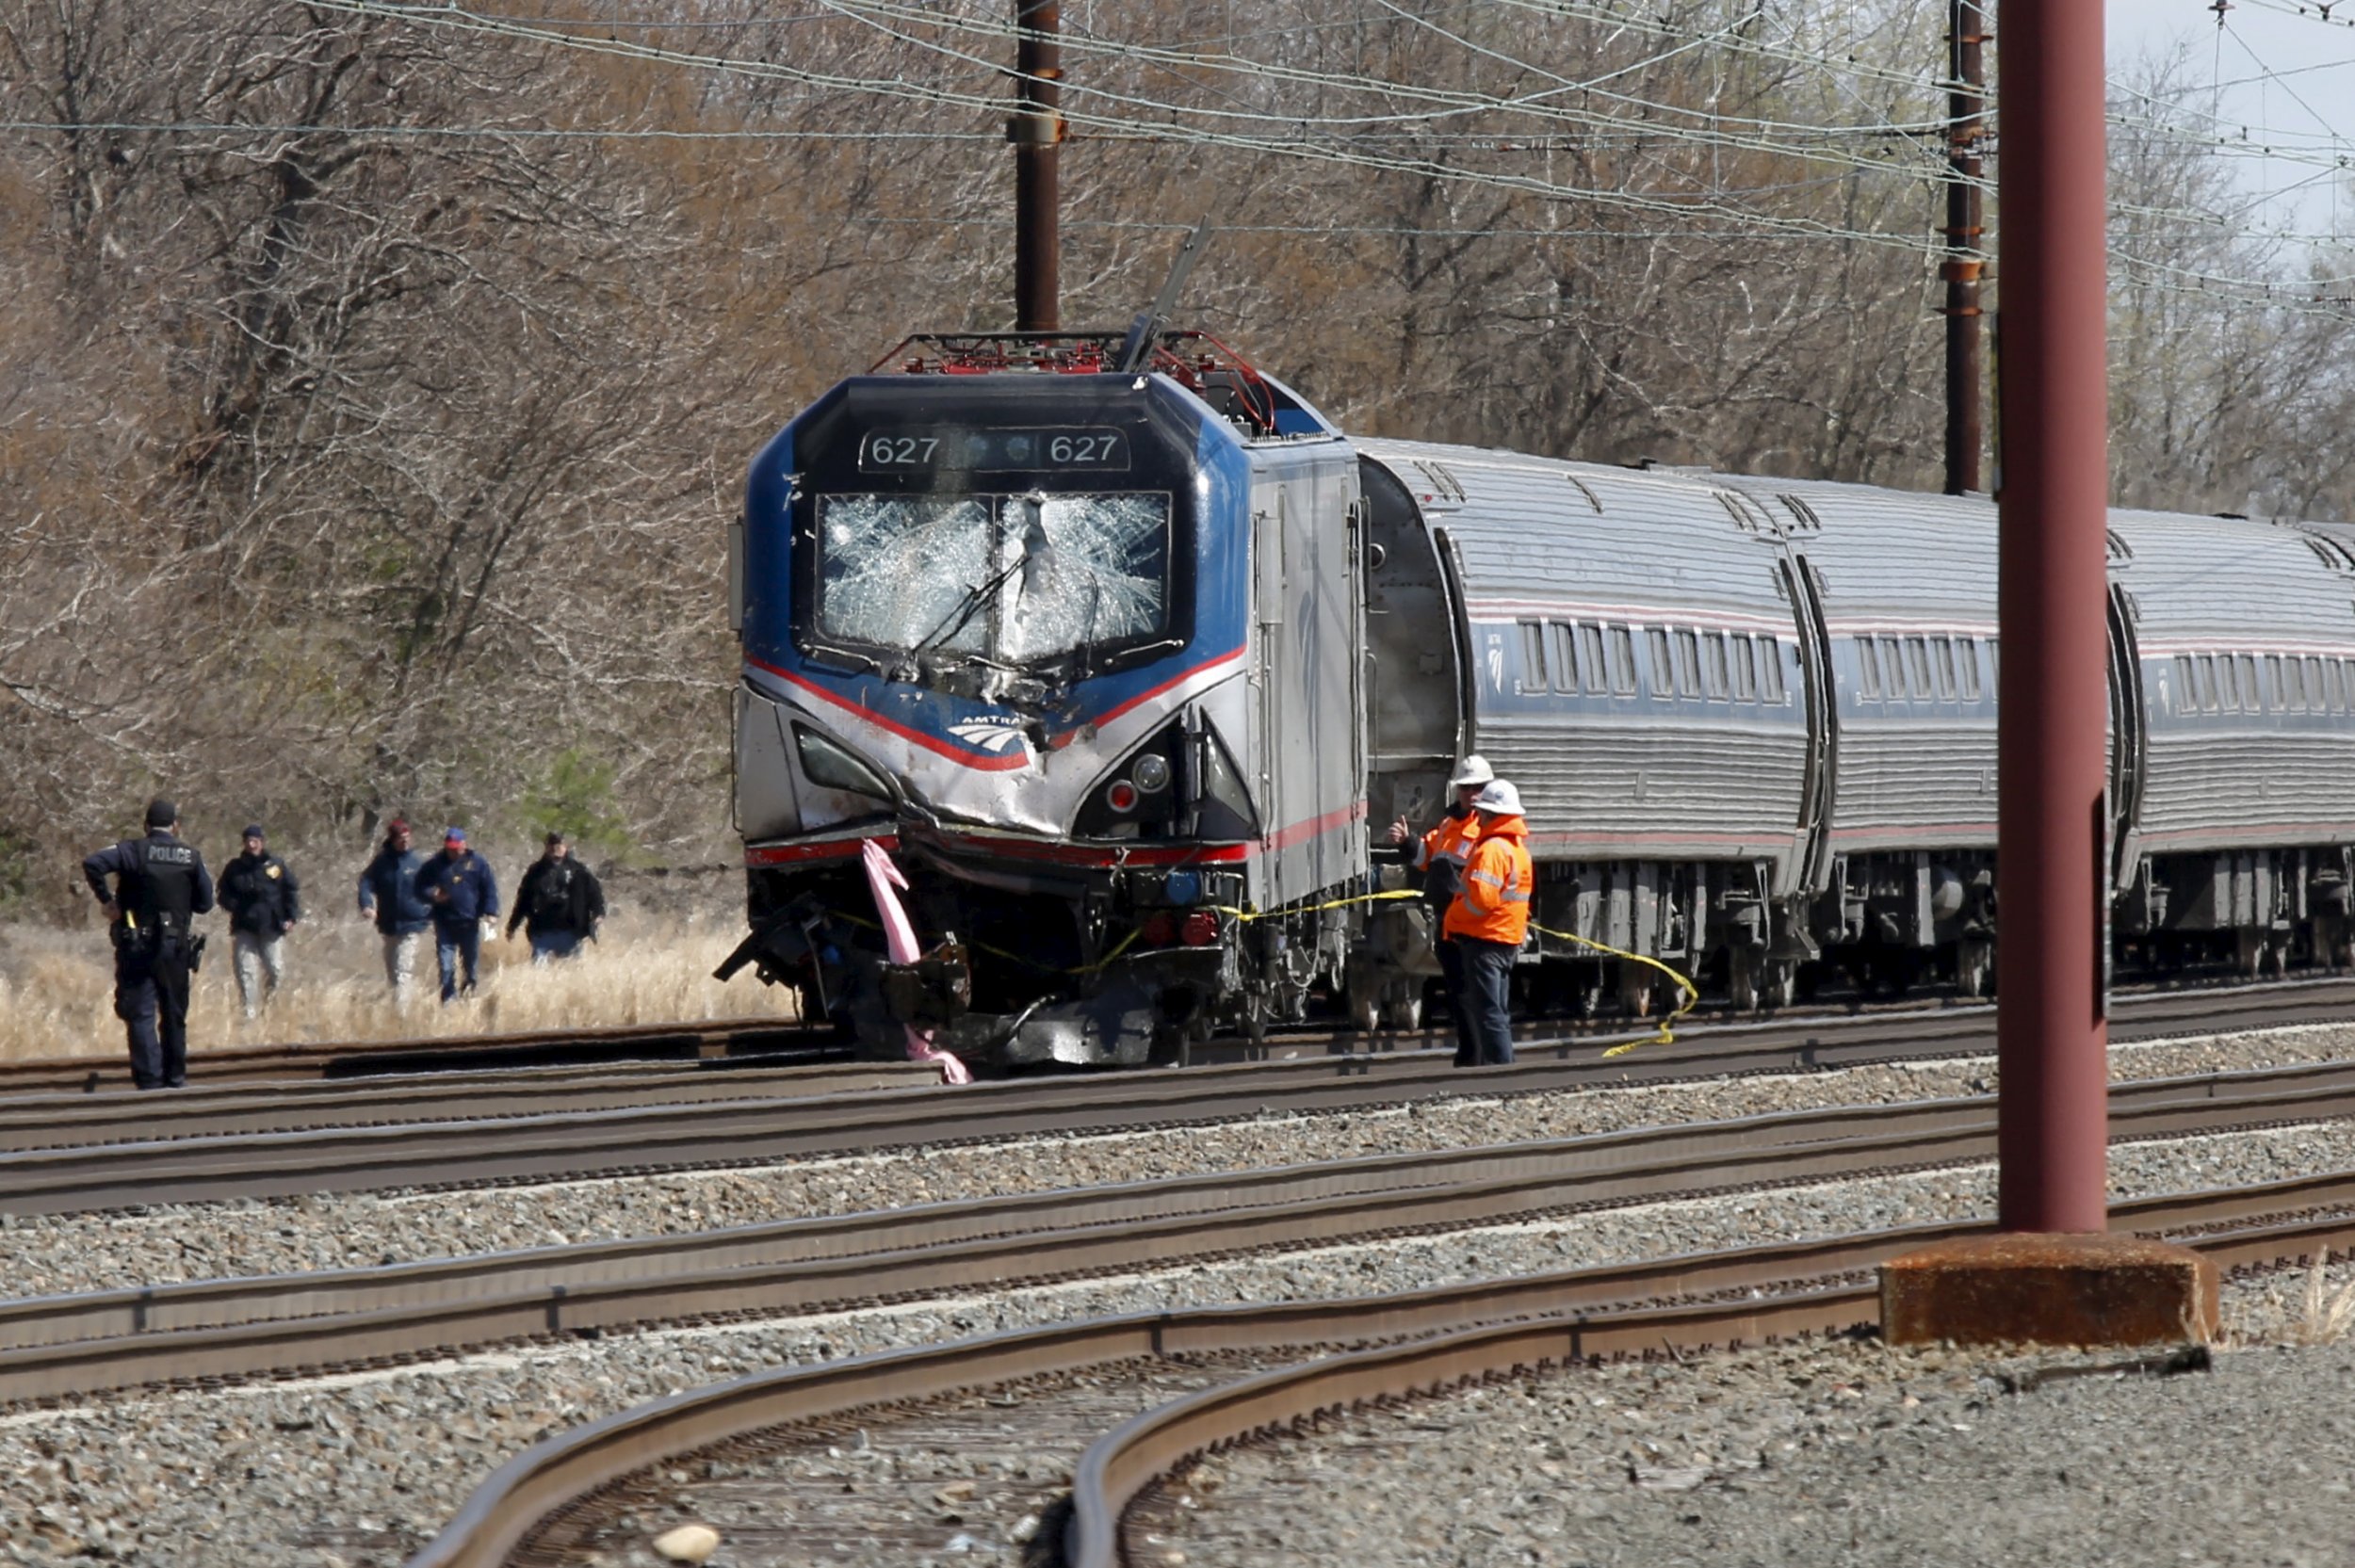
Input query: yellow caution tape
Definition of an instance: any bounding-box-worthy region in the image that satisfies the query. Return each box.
[1526,922,1700,1057]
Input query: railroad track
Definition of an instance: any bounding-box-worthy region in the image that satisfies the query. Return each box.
[9,1059,2355,1409]
[6,974,2353,1215]
[405,1175,2355,1568]
[9,967,2351,1101]
[0,1015,843,1095]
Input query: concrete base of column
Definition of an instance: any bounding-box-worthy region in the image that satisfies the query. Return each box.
[1880,1232,2218,1348]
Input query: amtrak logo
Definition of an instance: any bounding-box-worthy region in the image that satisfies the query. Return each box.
[948,719,1028,754]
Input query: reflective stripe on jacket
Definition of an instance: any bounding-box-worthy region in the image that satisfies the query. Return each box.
[1414,810,1480,872]
[1443,814,1533,946]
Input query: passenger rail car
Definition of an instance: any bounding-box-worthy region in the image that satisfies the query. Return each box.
[723,329,2355,1065]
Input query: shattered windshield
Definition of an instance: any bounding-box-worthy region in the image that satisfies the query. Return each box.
[815,493,1172,667]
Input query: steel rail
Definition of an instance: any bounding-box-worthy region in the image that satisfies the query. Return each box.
[9,966,2349,1102]
[406,1185,2355,1568]
[0,1059,934,1154]
[0,1016,837,1095]
[11,976,2355,1215]
[13,1066,2355,1404]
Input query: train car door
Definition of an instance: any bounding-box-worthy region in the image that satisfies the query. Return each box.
[1252,471,1364,906]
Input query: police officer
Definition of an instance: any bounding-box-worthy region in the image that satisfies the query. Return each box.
[1388,755,1493,1064]
[82,799,216,1090]
[1443,778,1534,1069]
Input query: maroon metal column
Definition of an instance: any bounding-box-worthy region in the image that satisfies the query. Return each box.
[1011,0,1062,331]
[1995,0,2110,1233]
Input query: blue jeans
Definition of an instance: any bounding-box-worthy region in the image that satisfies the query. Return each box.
[1454,936,1517,1067]
[435,921,482,1002]
[529,929,584,963]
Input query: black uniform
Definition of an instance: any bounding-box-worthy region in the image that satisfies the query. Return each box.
[509,853,606,944]
[83,831,216,1089]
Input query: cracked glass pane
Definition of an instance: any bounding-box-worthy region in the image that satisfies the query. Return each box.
[815,493,1170,667]
[817,495,992,651]
[998,493,1171,661]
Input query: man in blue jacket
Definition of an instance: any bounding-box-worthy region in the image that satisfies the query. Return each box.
[357,817,433,1005]
[413,825,500,1003]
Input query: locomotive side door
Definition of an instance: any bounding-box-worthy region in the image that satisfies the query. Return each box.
[1251,463,1364,907]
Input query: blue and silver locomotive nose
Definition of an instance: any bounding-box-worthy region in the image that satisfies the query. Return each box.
[734,371,1253,843]
[726,338,1360,1065]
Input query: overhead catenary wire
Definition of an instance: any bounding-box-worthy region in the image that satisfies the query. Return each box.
[16,0,2354,316]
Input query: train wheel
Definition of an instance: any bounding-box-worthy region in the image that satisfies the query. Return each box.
[1763,961,1798,1010]
[2269,937,2290,978]
[1343,959,1382,1033]
[1618,962,1655,1018]
[1728,948,1761,1012]
[1383,990,1423,1030]
[2236,929,2266,978]
[1957,940,1992,999]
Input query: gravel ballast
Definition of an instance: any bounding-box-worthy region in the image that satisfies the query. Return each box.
[4,1026,2349,1299]
[2,1026,2354,1565]
[1157,1264,2355,1568]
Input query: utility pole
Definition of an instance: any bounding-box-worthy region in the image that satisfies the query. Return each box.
[1011,0,1063,331]
[1994,0,2109,1237]
[1942,0,1987,495]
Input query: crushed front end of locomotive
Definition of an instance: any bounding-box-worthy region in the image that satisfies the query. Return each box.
[718,827,1252,1065]
[721,329,1366,1067]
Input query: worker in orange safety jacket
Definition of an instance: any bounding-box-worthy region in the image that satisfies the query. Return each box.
[1442,778,1534,1068]
[1388,755,1493,1059]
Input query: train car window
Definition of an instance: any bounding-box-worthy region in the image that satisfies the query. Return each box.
[1762,639,1788,703]
[2214,655,2238,712]
[1857,637,1882,698]
[1550,622,1580,694]
[1730,634,1758,700]
[1580,622,1609,695]
[1988,639,2000,683]
[1878,635,1908,699]
[1957,639,1982,700]
[1906,637,1933,697]
[2305,655,2328,710]
[1701,633,1730,699]
[1609,625,1637,695]
[1646,628,1673,697]
[2266,654,2289,711]
[2194,655,2218,711]
[2173,656,2196,715]
[2330,658,2348,712]
[2238,655,2261,711]
[1673,629,1702,699]
[1933,638,1957,698]
[1519,621,1547,693]
[2284,655,2308,711]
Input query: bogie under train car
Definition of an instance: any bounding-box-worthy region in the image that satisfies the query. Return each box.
[721,329,2355,1066]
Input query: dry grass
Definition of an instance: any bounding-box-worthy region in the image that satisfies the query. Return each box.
[0,903,799,1065]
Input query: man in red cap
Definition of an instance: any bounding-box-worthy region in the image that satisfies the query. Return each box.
[413,826,499,1002]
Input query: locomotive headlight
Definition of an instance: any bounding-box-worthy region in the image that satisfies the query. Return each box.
[1131,753,1171,793]
[1106,780,1141,814]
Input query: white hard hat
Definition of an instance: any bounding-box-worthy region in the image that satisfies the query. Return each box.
[1472,779,1522,816]
[1449,754,1495,789]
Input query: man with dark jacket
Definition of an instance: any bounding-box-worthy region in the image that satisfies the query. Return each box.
[218,824,300,1019]
[357,818,432,1004]
[82,798,216,1089]
[414,826,499,1002]
[507,832,606,962]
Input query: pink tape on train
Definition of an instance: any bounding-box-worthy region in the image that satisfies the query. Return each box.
[860,838,973,1086]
